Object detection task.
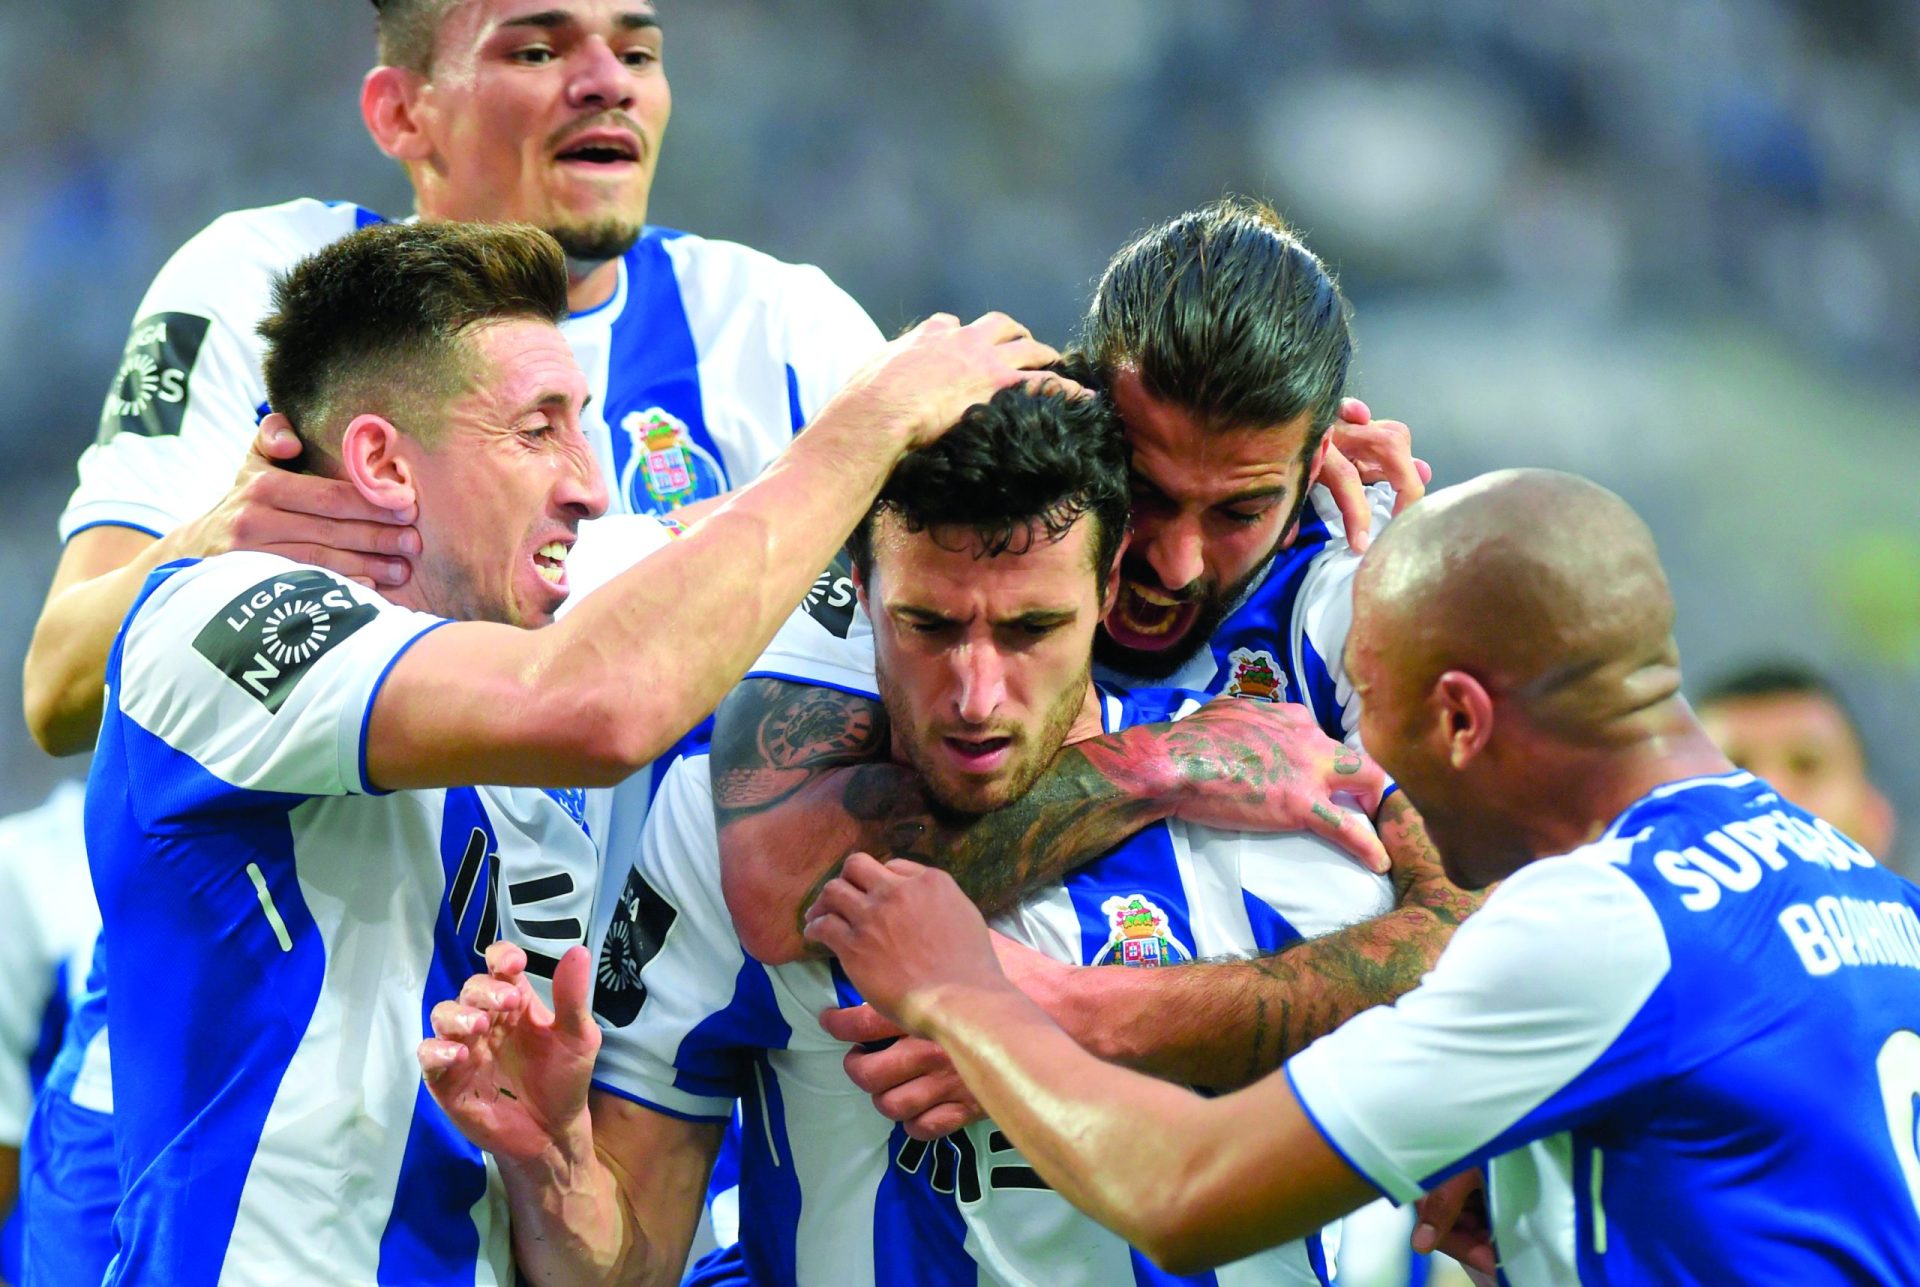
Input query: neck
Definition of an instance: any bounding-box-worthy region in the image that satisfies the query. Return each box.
[565,257,621,312]
[1059,680,1110,749]
[1509,701,1736,865]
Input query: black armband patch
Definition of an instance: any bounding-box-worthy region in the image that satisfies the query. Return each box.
[593,864,680,1027]
[99,311,214,442]
[191,569,379,713]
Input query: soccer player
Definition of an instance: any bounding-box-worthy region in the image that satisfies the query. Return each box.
[0,785,97,1285]
[82,220,1052,1285]
[809,469,1920,1285]
[1696,661,1898,863]
[420,379,1461,1285]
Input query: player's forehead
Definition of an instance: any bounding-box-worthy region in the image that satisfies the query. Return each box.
[446,0,658,37]
[1110,369,1308,506]
[1701,692,1865,766]
[873,512,1099,620]
[457,317,588,416]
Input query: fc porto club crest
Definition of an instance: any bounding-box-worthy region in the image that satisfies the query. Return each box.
[1223,647,1285,702]
[618,407,727,515]
[1093,894,1191,968]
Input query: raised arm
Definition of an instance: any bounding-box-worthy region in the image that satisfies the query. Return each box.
[712,682,1391,963]
[420,944,719,1287]
[1018,791,1478,1089]
[366,314,1059,791]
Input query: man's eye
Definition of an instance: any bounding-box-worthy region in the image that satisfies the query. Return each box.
[510,45,556,65]
[522,424,555,441]
[620,48,658,69]
[1219,507,1269,526]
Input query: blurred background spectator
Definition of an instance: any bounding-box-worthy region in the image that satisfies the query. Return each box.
[2,0,1915,876]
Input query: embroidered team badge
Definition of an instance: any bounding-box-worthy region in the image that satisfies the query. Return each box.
[618,407,727,515]
[1223,647,1285,702]
[1093,894,1191,968]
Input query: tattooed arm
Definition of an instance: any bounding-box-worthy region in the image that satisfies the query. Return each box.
[711,679,1390,964]
[1010,792,1479,1090]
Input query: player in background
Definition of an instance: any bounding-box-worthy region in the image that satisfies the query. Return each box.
[418,380,1464,1286]
[76,222,1057,1285]
[1696,661,1899,865]
[809,469,1920,1286]
[0,785,97,1287]
[24,0,893,760]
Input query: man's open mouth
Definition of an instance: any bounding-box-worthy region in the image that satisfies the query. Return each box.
[533,541,571,586]
[1105,581,1200,648]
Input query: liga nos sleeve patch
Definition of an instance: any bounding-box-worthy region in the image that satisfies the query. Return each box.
[191,569,379,713]
[98,311,212,442]
[593,863,680,1028]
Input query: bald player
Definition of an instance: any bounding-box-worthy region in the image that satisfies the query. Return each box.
[806,469,1920,1286]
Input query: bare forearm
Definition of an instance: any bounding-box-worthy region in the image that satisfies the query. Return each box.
[24,531,173,754]
[496,1142,637,1287]
[713,683,1182,961]
[1061,795,1479,1088]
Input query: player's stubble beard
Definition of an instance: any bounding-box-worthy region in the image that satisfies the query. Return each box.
[548,220,643,278]
[878,654,1095,820]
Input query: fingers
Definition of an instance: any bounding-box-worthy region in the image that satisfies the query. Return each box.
[1338,397,1371,425]
[261,542,411,587]
[417,1036,469,1080]
[1018,370,1089,402]
[430,998,493,1042]
[820,1003,905,1046]
[803,910,851,955]
[485,940,530,979]
[1304,796,1391,875]
[1411,1170,1480,1255]
[1328,744,1389,816]
[1316,443,1372,554]
[242,466,416,526]
[842,1033,948,1097]
[963,311,1032,344]
[549,945,598,1043]
[255,414,304,462]
[839,851,893,892]
[903,1101,980,1142]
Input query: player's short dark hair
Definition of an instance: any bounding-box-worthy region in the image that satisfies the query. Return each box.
[371,0,460,74]
[847,359,1130,589]
[258,221,568,471]
[1696,660,1862,729]
[1084,198,1351,465]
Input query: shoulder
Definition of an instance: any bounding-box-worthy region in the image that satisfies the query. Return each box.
[1454,845,1673,999]
[650,228,868,319]
[147,198,379,313]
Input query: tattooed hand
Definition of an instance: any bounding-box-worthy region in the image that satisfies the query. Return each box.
[1105,696,1391,873]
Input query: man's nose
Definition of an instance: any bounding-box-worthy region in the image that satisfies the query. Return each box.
[567,38,637,112]
[1138,512,1205,592]
[557,452,611,521]
[952,645,1007,725]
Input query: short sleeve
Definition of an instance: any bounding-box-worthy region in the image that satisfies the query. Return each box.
[591,757,768,1123]
[1294,483,1397,749]
[113,553,449,804]
[746,551,878,698]
[1284,850,1673,1201]
[60,202,363,542]
[776,264,887,426]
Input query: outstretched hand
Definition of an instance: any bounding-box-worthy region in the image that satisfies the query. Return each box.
[1153,696,1390,873]
[417,941,601,1163]
[1319,397,1430,553]
[804,853,1011,1033]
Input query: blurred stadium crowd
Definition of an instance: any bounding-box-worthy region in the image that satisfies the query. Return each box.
[5,0,1913,865]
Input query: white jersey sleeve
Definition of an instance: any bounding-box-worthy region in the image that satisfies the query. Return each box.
[747,551,879,697]
[0,782,97,1144]
[114,552,449,800]
[1283,849,1672,1202]
[61,199,370,541]
[591,755,770,1122]
[773,262,887,424]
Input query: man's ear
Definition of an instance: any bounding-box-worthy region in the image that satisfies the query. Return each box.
[1099,530,1131,618]
[850,557,869,609]
[362,65,434,163]
[338,414,420,513]
[1302,431,1335,492]
[1432,669,1495,770]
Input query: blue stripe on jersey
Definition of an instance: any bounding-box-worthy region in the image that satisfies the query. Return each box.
[1130,1246,1218,1287]
[65,518,164,541]
[874,1123,976,1287]
[685,1241,751,1287]
[604,231,731,517]
[1295,630,1344,745]
[1066,824,1195,967]
[17,1087,120,1287]
[322,201,386,231]
[1241,889,1305,953]
[373,789,502,1283]
[95,724,322,1287]
[675,959,791,1101]
[785,364,805,433]
[1306,1230,1333,1286]
[28,957,73,1089]
[737,1053,802,1286]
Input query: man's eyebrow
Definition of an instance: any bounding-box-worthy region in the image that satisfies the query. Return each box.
[1217,485,1289,507]
[999,609,1077,627]
[500,10,659,32]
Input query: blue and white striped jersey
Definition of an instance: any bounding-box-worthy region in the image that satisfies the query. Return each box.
[88,546,665,1285]
[1286,772,1920,1285]
[747,483,1396,750]
[0,782,97,1282]
[593,688,1392,1286]
[64,197,884,542]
